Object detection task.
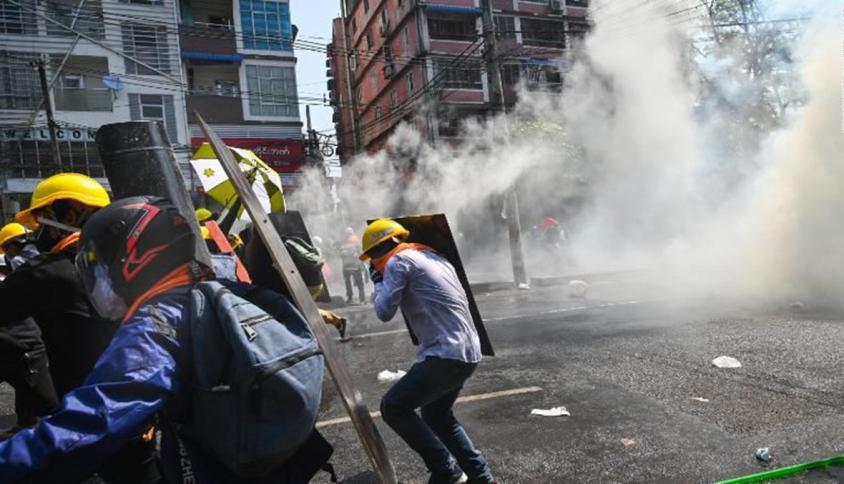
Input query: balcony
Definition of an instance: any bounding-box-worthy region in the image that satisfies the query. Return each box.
[179,23,237,56]
[54,88,112,111]
[187,93,244,124]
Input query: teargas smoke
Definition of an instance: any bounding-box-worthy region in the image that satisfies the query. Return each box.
[291,0,842,308]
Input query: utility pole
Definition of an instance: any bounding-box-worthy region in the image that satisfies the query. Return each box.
[33,59,62,169]
[480,0,529,288]
[338,0,362,155]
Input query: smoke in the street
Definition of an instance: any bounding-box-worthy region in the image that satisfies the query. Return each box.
[290,0,842,306]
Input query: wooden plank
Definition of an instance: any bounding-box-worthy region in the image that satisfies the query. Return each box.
[196,114,397,484]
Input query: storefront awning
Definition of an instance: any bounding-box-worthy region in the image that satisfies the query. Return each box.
[425,4,481,14]
[180,51,243,63]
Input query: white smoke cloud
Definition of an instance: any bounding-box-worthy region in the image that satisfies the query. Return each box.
[289,0,843,306]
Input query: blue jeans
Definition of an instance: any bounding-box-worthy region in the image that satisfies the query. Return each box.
[380,357,493,481]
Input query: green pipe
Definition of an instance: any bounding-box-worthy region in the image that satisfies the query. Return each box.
[716,454,844,483]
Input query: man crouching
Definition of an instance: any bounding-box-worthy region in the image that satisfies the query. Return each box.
[361,218,496,484]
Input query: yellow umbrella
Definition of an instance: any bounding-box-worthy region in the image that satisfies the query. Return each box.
[190,143,286,218]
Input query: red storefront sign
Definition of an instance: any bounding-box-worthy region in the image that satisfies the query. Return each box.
[191,137,306,173]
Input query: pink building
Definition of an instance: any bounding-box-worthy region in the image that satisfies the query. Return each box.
[328,0,589,160]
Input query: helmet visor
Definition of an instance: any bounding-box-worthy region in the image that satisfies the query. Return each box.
[75,248,128,322]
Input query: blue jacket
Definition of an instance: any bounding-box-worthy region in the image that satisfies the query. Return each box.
[0,289,304,484]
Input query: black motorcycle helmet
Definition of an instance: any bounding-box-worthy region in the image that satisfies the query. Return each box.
[76,196,196,322]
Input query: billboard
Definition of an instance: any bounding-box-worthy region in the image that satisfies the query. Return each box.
[190,137,305,173]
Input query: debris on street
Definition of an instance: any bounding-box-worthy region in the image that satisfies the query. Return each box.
[756,447,772,463]
[712,356,742,368]
[530,406,571,417]
[691,397,710,403]
[568,280,590,298]
[619,438,637,448]
[377,370,407,382]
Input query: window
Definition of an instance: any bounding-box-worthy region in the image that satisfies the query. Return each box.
[501,64,520,85]
[214,80,239,96]
[566,0,588,7]
[374,105,381,123]
[433,56,482,90]
[384,45,393,63]
[370,69,377,91]
[389,90,397,109]
[407,71,414,92]
[567,21,588,43]
[128,93,177,141]
[119,0,163,4]
[46,0,104,38]
[245,64,299,117]
[525,64,562,87]
[363,0,369,13]
[240,0,293,51]
[494,16,515,40]
[520,18,565,48]
[427,12,477,41]
[122,23,171,74]
[365,32,372,51]
[0,51,40,109]
[402,27,409,53]
[0,0,37,34]
[61,74,84,89]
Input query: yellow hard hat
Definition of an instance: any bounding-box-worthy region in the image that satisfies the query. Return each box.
[0,223,28,255]
[359,218,409,261]
[200,226,212,240]
[195,208,213,222]
[16,173,110,226]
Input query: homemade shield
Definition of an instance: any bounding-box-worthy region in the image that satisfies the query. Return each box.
[379,214,495,356]
[190,143,285,219]
[241,211,331,303]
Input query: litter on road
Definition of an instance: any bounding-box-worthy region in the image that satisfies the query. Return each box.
[619,438,636,448]
[568,280,590,298]
[755,447,772,463]
[531,406,570,417]
[691,397,710,402]
[712,356,742,368]
[377,370,407,382]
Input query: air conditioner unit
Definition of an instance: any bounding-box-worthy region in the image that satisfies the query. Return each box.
[550,0,562,12]
[383,63,395,79]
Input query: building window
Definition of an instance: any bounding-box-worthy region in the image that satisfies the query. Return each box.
[389,90,397,109]
[407,71,414,92]
[363,0,369,13]
[374,105,381,123]
[525,64,562,88]
[0,51,40,109]
[567,21,589,43]
[119,0,163,4]
[122,23,171,74]
[402,27,409,53]
[240,0,293,51]
[427,12,477,41]
[128,93,177,141]
[370,69,377,91]
[433,56,482,90]
[245,64,299,117]
[46,0,105,38]
[384,45,393,63]
[0,0,37,34]
[365,31,372,51]
[566,0,588,7]
[501,64,520,85]
[494,16,515,39]
[520,18,565,48]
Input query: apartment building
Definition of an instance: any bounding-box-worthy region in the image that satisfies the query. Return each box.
[0,0,305,221]
[180,0,306,187]
[328,0,589,160]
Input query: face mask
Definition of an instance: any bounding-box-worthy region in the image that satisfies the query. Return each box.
[34,217,80,252]
[88,264,129,322]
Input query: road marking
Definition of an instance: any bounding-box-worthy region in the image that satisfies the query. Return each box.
[316,386,543,428]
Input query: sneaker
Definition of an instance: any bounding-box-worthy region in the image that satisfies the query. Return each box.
[428,471,467,484]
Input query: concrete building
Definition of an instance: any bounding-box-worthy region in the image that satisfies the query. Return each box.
[180,0,306,187]
[328,0,589,161]
[0,0,305,221]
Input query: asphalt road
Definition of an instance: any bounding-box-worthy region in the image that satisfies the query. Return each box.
[2,275,844,483]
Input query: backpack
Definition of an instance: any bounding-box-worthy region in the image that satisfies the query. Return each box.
[179,279,326,477]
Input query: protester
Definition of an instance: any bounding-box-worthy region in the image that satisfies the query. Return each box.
[0,197,332,483]
[0,223,38,271]
[340,227,366,304]
[361,218,496,484]
[0,173,159,482]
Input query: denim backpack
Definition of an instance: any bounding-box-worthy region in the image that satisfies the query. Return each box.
[180,279,325,477]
